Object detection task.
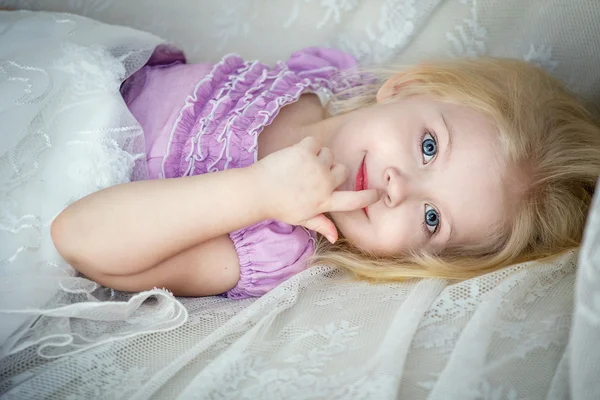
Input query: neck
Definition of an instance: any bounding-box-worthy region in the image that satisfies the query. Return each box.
[301,112,344,149]
[257,94,345,160]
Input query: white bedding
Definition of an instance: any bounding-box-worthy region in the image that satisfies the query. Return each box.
[1,2,600,399]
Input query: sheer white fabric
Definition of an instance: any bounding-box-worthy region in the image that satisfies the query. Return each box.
[0,10,187,359]
[570,178,600,400]
[0,2,599,399]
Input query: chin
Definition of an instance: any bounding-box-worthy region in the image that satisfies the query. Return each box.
[332,213,379,252]
[337,231,375,255]
[346,234,398,257]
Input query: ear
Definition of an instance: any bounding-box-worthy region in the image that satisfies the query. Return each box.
[376,70,425,103]
[376,73,413,103]
[376,75,400,103]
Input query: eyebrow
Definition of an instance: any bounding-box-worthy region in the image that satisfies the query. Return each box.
[445,220,455,247]
[441,113,453,162]
[440,113,455,246]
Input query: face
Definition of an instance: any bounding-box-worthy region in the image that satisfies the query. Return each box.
[327,94,512,256]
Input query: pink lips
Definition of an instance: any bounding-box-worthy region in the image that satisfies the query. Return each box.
[355,157,365,191]
[355,156,369,216]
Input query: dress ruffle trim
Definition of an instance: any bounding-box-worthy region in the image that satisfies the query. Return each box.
[161,48,357,178]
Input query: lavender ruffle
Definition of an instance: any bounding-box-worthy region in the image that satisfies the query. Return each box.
[160,47,356,179]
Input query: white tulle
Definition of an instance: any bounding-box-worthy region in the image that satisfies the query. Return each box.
[0,10,187,358]
[1,4,600,400]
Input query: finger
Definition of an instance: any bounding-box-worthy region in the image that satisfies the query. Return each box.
[296,136,321,154]
[301,214,338,243]
[329,189,381,212]
[330,163,349,188]
[317,147,333,166]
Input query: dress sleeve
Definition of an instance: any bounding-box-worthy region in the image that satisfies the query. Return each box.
[286,46,358,72]
[225,220,316,299]
[284,47,361,111]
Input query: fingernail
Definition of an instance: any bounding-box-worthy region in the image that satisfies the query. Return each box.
[327,235,336,244]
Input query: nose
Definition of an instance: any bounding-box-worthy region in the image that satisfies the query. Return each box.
[383,167,411,208]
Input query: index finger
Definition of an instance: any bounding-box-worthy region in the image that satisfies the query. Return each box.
[328,189,380,212]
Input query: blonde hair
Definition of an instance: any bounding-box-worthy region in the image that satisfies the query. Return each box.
[311,57,600,282]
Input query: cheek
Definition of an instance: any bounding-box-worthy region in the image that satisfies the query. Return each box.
[372,206,427,253]
[360,218,415,255]
[372,225,411,255]
[332,208,420,256]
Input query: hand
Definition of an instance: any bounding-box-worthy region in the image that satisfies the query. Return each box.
[253,137,380,242]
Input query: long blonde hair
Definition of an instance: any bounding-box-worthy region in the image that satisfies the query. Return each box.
[311,57,600,281]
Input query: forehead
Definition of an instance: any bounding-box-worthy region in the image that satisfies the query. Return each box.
[437,101,510,246]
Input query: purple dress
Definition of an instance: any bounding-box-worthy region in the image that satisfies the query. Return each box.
[122,46,357,299]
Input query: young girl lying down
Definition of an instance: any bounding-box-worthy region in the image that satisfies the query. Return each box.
[50,46,600,298]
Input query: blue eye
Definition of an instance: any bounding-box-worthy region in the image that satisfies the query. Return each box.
[424,204,439,234]
[421,132,437,164]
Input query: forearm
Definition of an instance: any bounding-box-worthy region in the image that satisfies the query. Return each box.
[51,166,267,272]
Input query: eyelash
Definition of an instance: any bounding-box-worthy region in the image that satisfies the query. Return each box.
[418,129,438,165]
[421,220,433,237]
[418,129,441,237]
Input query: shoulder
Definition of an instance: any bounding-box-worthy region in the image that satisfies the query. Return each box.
[286,47,358,72]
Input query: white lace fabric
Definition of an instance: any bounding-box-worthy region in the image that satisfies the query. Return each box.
[0,2,599,399]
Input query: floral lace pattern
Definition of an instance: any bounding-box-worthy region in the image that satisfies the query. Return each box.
[3,0,599,99]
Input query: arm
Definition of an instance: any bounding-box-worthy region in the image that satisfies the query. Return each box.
[51,166,268,275]
[52,137,379,291]
[81,235,242,297]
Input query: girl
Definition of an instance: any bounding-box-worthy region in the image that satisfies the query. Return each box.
[50,46,600,298]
